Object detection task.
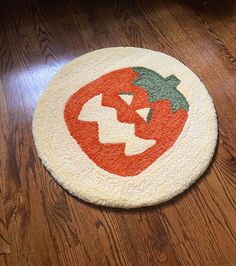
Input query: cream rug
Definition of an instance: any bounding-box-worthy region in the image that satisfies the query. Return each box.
[33,47,217,208]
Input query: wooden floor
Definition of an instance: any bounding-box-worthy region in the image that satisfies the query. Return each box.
[0,0,235,265]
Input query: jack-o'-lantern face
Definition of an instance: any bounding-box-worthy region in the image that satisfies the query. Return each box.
[64,67,189,176]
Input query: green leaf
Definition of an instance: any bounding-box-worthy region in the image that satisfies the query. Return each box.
[132,67,189,112]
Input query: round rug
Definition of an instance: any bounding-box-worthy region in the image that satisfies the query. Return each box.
[33,47,217,208]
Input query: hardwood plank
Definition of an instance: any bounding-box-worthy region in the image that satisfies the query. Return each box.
[182,0,236,58]
[0,191,9,254]
[0,255,7,266]
[67,197,181,265]
[0,80,10,255]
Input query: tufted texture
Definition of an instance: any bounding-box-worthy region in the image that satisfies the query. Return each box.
[33,47,218,208]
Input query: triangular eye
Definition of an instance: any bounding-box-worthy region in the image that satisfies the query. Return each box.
[119,94,133,105]
[136,108,151,122]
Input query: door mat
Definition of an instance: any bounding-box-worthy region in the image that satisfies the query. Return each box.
[33,47,217,208]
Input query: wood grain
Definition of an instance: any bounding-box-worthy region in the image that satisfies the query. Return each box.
[0,0,235,265]
[0,188,9,254]
[0,72,10,255]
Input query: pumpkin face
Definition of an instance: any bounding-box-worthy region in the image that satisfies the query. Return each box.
[64,67,189,176]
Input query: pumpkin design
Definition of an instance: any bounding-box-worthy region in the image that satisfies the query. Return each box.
[64,67,189,176]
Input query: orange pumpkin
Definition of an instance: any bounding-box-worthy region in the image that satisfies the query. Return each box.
[64,67,188,176]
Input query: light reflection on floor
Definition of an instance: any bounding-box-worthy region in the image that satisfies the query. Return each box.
[5,58,72,114]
